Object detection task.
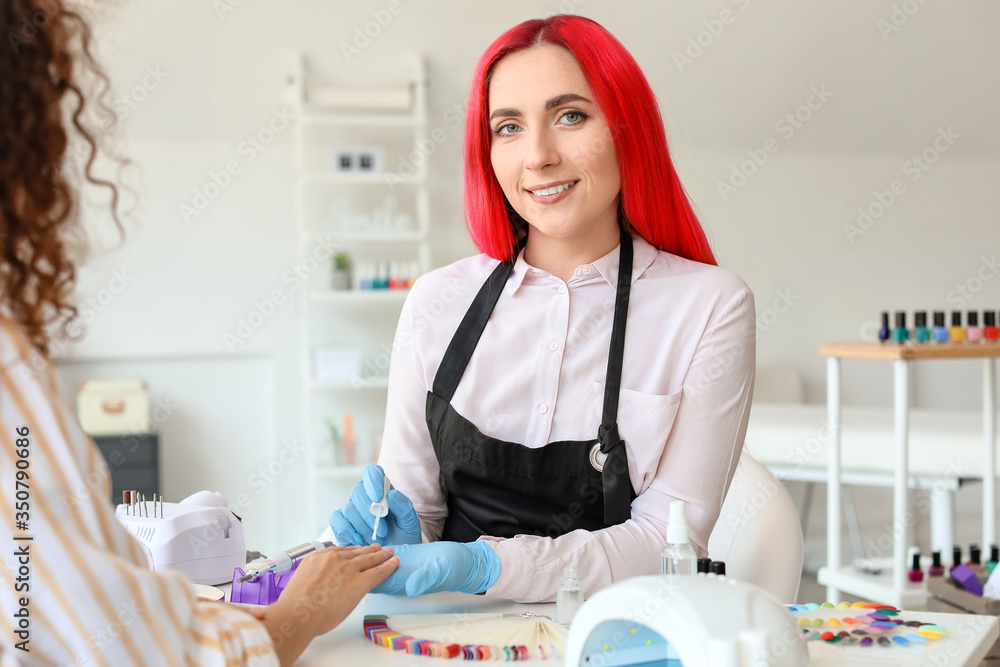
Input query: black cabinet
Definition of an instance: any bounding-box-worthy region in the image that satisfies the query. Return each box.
[92,433,160,504]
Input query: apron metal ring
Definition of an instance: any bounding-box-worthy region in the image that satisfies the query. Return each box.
[588,443,604,472]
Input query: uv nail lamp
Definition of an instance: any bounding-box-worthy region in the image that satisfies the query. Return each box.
[565,575,807,667]
[115,490,246,585]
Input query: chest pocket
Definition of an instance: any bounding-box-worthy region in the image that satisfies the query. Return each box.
[583,381,682,491]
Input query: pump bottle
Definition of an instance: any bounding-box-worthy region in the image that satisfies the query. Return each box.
[661,500,697,575]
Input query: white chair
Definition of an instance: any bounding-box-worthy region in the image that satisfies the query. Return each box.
[708,450,804,603]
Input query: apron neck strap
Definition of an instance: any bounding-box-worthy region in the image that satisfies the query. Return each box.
[600,226,633,430]
[432,233,526,402]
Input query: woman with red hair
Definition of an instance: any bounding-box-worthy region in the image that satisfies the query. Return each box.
[331,15,755,603]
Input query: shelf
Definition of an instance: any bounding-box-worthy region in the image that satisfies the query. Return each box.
[310,377,389,390]
[299,113,423,128]
[817,563,929,608]
[312,231,425,243]
[309,289,410,304]
[298,172,426,186]
[820,341,1000,361]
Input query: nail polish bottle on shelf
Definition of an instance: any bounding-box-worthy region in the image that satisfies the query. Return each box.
[696,557,712,574]
[710,561,726,578]
[892,312,909,343]
[968,543,987,576]
[988,545,1000,575]
[914,311,931,343]
[984,312,999,342]
[950,312,965,342]
[878,312,891,343]
[908,552,924,584]
[952,545,963,573]
[967,311,983,343]
[929,550,945,577]
[932,312,949,343]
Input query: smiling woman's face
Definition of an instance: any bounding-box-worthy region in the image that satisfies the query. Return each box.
[487,44,621,249]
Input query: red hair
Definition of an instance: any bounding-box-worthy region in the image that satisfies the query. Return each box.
[463,15,716,265]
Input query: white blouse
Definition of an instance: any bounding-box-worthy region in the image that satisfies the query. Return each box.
[379,234,756,603]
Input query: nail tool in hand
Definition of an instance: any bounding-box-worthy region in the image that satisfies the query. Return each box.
[371,474,392,542]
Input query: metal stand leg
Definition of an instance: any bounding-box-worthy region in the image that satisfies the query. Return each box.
[827,357,842,603]
[800,482,815,538]
[892,360,910,597]
[929,486,955,558]
[985,359,997,550]
[842,486,866,562]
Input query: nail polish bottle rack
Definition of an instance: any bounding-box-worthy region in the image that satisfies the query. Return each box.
[818,342,1000,609]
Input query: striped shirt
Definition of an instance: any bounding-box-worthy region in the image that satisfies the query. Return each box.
[0,317,278,667]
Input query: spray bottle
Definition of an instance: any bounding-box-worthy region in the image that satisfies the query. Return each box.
[661,500,697,575]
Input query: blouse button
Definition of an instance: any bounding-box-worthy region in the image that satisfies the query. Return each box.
[539,404,549,414]
[548,342,559,352]
[558,285,567,295]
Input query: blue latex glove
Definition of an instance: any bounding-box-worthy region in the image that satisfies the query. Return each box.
[328,465,422,547]
[371,541,501,597]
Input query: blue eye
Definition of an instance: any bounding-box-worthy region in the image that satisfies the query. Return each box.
[493,123,520,137]
[561,110,588,124]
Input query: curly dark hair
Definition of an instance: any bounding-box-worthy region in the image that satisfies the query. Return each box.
[0,0,125,355]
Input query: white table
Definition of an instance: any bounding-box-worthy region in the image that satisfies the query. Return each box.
[818,342,1000,609]
[292,592,999,666]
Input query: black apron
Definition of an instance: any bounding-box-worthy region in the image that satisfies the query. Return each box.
[426,226,636,541]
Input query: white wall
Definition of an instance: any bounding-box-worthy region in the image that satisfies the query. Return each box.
[57,0,1000,552]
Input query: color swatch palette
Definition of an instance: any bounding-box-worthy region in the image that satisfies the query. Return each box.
[363,612,568,660]
[787,602,946,647]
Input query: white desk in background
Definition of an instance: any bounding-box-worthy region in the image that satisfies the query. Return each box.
[746,402,992,560]
[293,591,998,666]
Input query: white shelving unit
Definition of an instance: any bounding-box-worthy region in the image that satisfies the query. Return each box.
[286,53,431,529]
[817,342,1000,609]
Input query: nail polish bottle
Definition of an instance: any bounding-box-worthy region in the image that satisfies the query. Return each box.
[932,312,949,343]
[908,552,924,583]
[892,312,909,343]
[914,311,931,343]
[710,561,726,579]
[878,312,891,343]
[985,312,1000,343]
[697,557,712,574]
[952,545,963,572]
[967,312,983,343]
[968,543,987,576]
[988,545,1000,575]
[929,550,945,577]
[950,312,965,342]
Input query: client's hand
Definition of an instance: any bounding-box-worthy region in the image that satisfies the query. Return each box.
[371,541,500,597]
[329,465,422,547]
[263,544,397,666]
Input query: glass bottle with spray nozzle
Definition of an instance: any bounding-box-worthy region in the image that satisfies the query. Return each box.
[661,500,697,575]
